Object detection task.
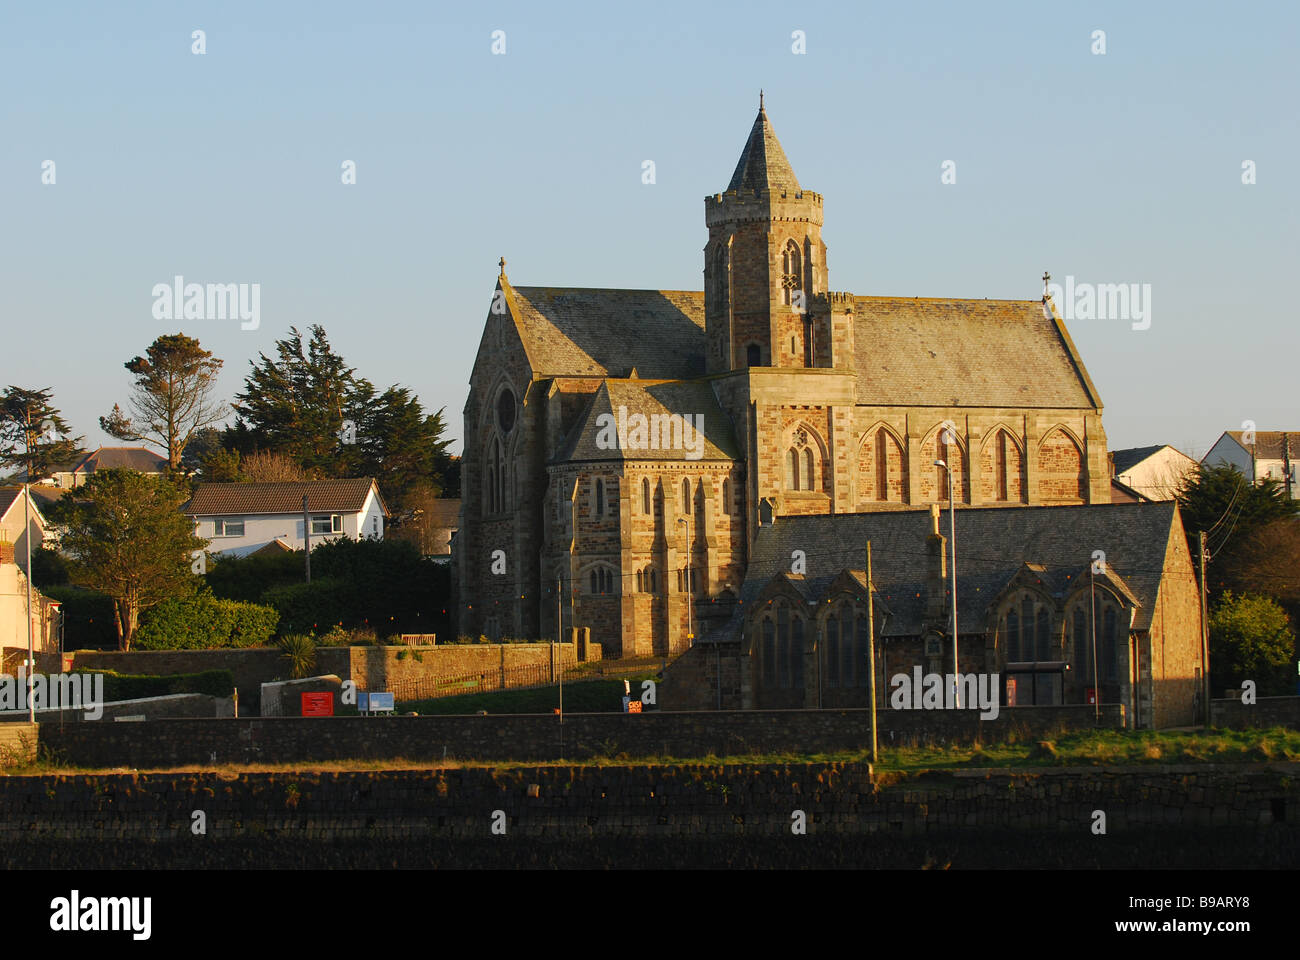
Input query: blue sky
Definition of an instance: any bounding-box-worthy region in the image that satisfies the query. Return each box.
[3,1,1296,459]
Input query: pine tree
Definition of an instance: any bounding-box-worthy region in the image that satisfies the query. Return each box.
[0,386,84,482]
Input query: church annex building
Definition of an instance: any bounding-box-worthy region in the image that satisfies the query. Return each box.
[454,101,1201,726]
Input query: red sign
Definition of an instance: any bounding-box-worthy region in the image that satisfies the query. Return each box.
[627,699,642,714]
[1086,687,1097,705]
[301,692,334,717]
[1005,676,1017,707]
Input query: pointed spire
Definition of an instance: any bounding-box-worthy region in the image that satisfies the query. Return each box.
[726,98,801,194]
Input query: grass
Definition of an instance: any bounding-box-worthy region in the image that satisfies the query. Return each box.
[397,675,657,716]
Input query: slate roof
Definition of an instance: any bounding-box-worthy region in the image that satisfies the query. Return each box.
[1222,431,1299,460]
[184,478,385,517]
[1110,445,1169,475]
[506,286,705,379]
[74,447,168,474]
[726,106,802,194]
[559,380,740,463]
[735,502,1179,638]
[0,487,46,525]
[852,297,1099,408]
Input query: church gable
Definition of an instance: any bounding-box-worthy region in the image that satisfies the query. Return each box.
[507,287,706,380]
[558,379,741,464]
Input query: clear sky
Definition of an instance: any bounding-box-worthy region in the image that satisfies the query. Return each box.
[3,1,1296,460]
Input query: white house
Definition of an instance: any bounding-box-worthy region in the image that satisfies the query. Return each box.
[1108,444,1198,501]
[39,446,168,489]
[1203,430,1299,498]
[184,478,388,558]
[0,487,48,573]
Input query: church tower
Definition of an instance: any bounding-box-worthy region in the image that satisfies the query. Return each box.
[704,96,850,374]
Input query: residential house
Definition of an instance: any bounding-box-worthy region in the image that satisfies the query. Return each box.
[662,501,1203,729]
[183,478,388,558]
[0,487,48,573]
[0,541,61,674]
[1203,430,1299,498]
[40,446,169,489]
[1109,444,1197,501]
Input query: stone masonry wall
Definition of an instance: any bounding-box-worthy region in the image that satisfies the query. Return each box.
[38,704,1125,768]
[1212,695,1300,729]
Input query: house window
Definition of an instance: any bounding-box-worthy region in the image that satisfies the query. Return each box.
[214,518,245,537]
[311,515,343,535]
[371,516,380,538]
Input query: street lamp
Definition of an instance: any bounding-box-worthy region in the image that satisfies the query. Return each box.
[933,459,960,708]
[677,516,693,647]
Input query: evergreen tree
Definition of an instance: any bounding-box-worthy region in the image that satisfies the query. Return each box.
[0,386,84,481]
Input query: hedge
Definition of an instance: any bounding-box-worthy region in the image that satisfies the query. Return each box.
[135,592,279,650]
[73,668,235,701]
[262,578,351,636]
[41,586,118,650]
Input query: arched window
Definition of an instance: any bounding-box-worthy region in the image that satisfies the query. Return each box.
[594,477,605,517]
[1073,606,1090,681]
[1005,609,1020,661]
[876,430,889,501]
[776,603,791,688]
[825,614,840,687]
[1035,607,1051,661]
[486,437,504,514]
[1103,606,1118,682]
[855,614,870,687]
[839,612,854,686]
[1002,592,1054,662]
[642,477,651,514]
[781,239,803,305]
[590,570,599,594]
[802,448,815,491]
[761,619,776,687]
[722,477,731,513]
[995,431,1009,502]
[681,478,691,515]
[786,449,799,489]
[746,343,761,367]
[791,616,805,690]
[648,567,657,593]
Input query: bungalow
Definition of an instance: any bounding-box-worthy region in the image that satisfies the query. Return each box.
[183,478,388,558]
[1108,444,1197,501]
[40,446,169,489]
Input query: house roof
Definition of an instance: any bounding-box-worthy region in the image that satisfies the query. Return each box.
[726,104,802,194]
[505,285,706,380]
[558,379,740,463]
[734,502,1180,639]
[184,478,386,517]
[1110,444,1196,476]
[851,297,1099,408]
[424,499,461,528]
[1109,477,1148,503]
[0,486,47,527]
[73,446,169,474]
[1220,431,1299,460]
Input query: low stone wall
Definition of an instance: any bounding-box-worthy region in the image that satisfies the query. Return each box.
[38,703,1125,768]
[1211,695,1300,730]
[69,643,582,716]
[0,763,1293,844]
[0,722,36,765]
[9,693,235,723]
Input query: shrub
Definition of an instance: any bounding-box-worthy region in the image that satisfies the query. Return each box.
[135,591,279,650]
[262,579,350,636]
[73,668,235,701]
[278,634,317,680]
[203,549,305,603]
[1209,591,1296,695]
[42,586,118,650]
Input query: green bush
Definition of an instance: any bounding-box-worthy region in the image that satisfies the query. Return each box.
[43,586,118,650]
[135,591,279,650]
[203,550,304,603]
[262,578,350,636]
[277,634,317,680]
[73,668,235,701]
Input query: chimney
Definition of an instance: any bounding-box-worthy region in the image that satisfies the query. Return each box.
[925,506,947,622]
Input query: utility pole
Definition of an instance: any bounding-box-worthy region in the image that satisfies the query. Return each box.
[866,541,878,764]
[1089,563,1100,723]
[302,494,311,583]
[1283,433,1293,501]
[23,481,34,722]
[1199,531,1211,728]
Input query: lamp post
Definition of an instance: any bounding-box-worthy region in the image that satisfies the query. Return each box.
[677,516,693,647]
[933,459,960,708]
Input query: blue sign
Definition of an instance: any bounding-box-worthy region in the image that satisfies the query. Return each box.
[368,692,395,713]
[357,692,369,711]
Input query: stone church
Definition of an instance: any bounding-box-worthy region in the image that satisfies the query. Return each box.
[455,100,1120,662]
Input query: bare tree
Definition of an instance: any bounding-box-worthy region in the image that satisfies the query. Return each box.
[239,449,309,482]
[101,333,226,470]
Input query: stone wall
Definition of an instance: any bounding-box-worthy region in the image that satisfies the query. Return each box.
[39,703,1125,768]
[10,693,235,723]
[69,643,578,716]
[0,722,36,765]
[1212,695,1300,729]
[1,763,1292,849]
